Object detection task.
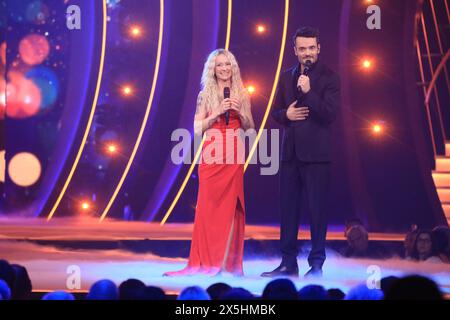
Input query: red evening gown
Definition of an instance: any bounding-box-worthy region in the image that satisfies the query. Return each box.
[164,110,245,276]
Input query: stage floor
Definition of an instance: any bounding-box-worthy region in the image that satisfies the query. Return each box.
[0,216,404,241]
[0,217,448,297]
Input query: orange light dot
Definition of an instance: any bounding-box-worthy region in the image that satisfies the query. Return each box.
[373,123,383,134]
[122,86,133,96]
[107,144,117,153]
[362,59,373,69]
[130,26,142,37]
[247,85,255,94]
[81,202,90,210]
[256,25,266,34]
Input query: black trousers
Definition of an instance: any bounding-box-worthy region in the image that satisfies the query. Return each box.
[280,158,330,268]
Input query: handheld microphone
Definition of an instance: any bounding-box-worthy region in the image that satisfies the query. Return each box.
[303,60,312,76]
[297,60,312,93]
[224,87,230,125]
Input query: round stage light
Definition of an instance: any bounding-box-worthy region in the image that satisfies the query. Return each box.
[107,144,117,154]
[130,26,142,38]
[362,59,373,70]
[25,1,50,25]
[19,34,50,65]
[81,202,90,210]
[6,72,41,119]
[372,122,384,135]
[256,25,266,34]
[25,66,59,110]
[8,152,42,187]
[247,85,256,94]
[122,85,133,96]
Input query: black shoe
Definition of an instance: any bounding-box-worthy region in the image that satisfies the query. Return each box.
[304,267,323,278]
[260,264,299,278]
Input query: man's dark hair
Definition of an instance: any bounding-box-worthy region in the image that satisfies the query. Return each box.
[262,279,298,300]
[384,275,443,300]
[293,27,320,45]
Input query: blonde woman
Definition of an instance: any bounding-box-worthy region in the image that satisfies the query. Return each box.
[165,49,254,276]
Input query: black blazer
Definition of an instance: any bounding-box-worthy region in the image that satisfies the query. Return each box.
[271,60,340,162]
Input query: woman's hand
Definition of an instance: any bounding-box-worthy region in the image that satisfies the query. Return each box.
[214,98,232,118]
[229,98,244,116]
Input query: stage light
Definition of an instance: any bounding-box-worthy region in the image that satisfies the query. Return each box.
[372,122,384,135]
[81,201,90,210]
[122,85,133,96]
[8,152,41,187]
[362,59,373,70]
[130,26,142,38]
[256,24,266,34]
[107,144,117,154]
[247,85,255,94]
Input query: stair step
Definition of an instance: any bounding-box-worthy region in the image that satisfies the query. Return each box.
[432,172,450,187]
[437,188,450,202]
[443,203,450,218]
[436,157,450,172]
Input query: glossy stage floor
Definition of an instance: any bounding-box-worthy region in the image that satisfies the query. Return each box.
[0,217,448,296]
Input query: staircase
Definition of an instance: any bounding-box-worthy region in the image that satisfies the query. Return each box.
[432,142,450,223]
[416,0,450,225]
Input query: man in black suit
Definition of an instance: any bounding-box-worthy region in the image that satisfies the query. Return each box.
[261,27,340,278]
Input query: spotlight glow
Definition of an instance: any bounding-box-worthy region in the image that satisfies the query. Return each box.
[362,59,373,70]
[81,202,90,210]
[107,144,117,154]
[372,122,384,135]
[256,24,266,34]
[130,26,142,38]
[247,85,256,94]
[122,86,133,96]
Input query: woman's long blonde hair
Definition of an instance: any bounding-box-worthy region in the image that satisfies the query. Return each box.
[200,49,249,114]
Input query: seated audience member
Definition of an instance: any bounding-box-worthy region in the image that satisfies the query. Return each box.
[177,286,210,300]
[0,279,11,300]
[327,288,345,300]
[86,279,119,300]
[220,287,254,300]
[42,291,75,300]
[142,286,166,300]
[0,259,15,294]
[384,275,443,300]
[298,285,328,300]
[380,276,399,296]
[403,224,419,259]
[344,218,365,237]
[340,223,387,258]
[411,230,441,262]
[344,284,384,300]
[119,278,146,300]
[207,283,231,300]
[262,278,298,300]
[11,264,32,300]
[431,225,450,263]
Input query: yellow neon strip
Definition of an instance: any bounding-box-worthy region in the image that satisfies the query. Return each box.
[99,0,165,222]
[47,1,107,221]
[160,139,205,225]
[244,0,289,171]
[160,0,233,225]
[225,0,232,50]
